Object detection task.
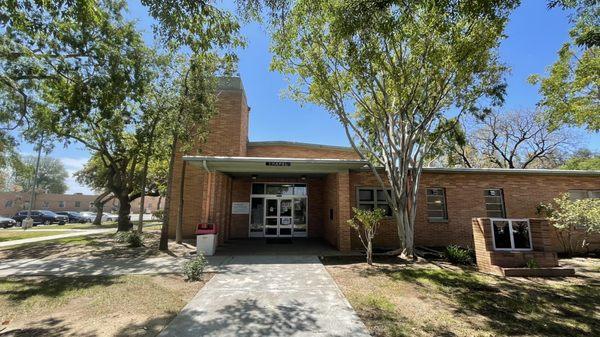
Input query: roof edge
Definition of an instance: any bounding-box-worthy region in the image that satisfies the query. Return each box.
[247,141,354,152]
[184,156,600,176]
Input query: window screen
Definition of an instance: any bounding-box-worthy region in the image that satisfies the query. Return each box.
[426,188,448,221]
[484,189,506,218]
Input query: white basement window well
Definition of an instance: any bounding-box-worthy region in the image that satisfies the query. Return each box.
[491,218,533,251]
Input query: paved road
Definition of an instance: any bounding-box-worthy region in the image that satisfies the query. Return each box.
[159,255,371,337]
[0,228,114,248]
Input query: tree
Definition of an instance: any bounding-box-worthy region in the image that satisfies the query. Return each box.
[561,148,600,170]
[140,0,243,250]
[271,0,517,257]
[529,0,599,131]
[15,155,68,194]
[74,156,115,225]
[347,207,385,265]
[448,110,574,169]
[539,193,600,256]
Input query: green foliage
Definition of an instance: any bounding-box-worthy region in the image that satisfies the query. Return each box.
[183,254,208,281]
[152,209,165,221]
[444,245,474,265]
[14,155,68,194]
[347,207,386,265]
[271,0,518,256]
[115,231,144,247]
[526,259,539,269]
[539,193,600,255]
[530,1,600,131]
[560,149,600,170]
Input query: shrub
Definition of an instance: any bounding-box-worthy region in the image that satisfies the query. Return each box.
[347,207,386,265]
[526,259,539,269]
[445,245,474,265]
[114,231,144,247]
[152,209,165,221]
[183,254,208,281]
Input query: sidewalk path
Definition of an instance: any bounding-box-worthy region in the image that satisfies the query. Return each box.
[0,256,231,277]
[0,228,114,248]
[158,255,371,337]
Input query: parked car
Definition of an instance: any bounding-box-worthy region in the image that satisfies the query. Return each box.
[13,210,68,226]
[79,212,97,222]
[103,213,119,221]
[55,211,89,223]
[0,216,16,228]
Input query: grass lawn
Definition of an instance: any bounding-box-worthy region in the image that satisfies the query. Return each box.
[0,273,210,336]
[0,230,194,260]
[324,256,599,337]
[0,230,70,243]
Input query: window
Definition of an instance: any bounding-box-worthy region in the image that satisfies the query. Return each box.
[569,189,600,200]
[426,188,448,221]
[357,188,392,216]
[491,219,532,250]
[484,189,506,218]
[42,201,50,208]
[58,201,65,208]
[75,201,81,208]
[4,200,13,208]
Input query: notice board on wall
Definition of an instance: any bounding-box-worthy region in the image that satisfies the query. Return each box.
[231,202,250,214]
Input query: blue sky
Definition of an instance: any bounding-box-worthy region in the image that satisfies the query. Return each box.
[17,1,600,194]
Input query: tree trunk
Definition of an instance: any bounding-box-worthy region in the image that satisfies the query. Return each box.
[117,193,132,231]
[176,161,187,244]
[367,239,373,265]
[93,191,111,226]
[157,195,163,210]
[137,155,151,233]
[159,134,179,251]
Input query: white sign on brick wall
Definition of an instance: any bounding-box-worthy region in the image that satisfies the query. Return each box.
[231,202,250,214]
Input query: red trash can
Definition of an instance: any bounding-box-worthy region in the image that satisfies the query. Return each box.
[195,223,218,255]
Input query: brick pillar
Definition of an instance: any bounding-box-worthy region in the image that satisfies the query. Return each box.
[336,170,352,252]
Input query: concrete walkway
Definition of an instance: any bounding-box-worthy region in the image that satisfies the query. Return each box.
[159,255,371,337]
[0,228,114,248]
[0,255,231,277]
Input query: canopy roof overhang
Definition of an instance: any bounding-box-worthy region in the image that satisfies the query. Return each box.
[183,156,369,175]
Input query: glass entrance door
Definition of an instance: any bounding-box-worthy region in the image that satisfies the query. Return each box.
[264,198,293,237]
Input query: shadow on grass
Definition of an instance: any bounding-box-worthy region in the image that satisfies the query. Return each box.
[0,318,96,337]
[369,265,599,337]
[113,312,178,337]
[0,276,119,302]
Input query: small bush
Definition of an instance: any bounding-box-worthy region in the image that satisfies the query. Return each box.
[445,245,474,265]
[183,254,208,281]
[114,231,144,247]
[152,209,165,221]
[526,259,539,269]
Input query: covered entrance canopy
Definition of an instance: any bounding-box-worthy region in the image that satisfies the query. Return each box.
[183,156,368,175]
[183,156,367,244]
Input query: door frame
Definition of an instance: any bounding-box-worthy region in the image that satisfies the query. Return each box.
[248,182,309,238]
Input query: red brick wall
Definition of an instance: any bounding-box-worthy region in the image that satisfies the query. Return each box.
[348,170,600,253]
[247,144,359,159]
[228,177,325,239]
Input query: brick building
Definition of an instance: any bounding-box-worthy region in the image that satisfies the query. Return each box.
[0,192,163,217]
[167,77,600,253]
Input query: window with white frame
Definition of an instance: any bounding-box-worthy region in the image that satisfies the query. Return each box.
[484,189,506,218]
[491,219,532,250]
[357,188,393,216]
[426,188,448,221]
